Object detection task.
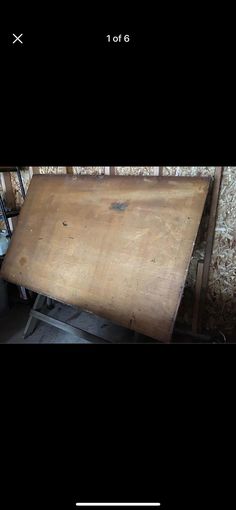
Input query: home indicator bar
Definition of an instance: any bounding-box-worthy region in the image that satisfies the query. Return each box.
[75,504,161,507]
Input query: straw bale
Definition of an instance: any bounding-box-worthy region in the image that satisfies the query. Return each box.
[163,167,236,340]
[116,166,158,175]
[72,167,104,175]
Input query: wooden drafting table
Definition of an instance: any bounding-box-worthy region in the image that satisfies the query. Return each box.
[1,175,210,342]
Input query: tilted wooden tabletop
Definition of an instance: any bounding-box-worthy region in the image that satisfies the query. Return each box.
[1,175,210,342]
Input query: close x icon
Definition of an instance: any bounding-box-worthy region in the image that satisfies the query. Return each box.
[12,33,23,45]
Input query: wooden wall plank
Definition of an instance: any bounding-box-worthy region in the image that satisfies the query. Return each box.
[198,167,223,331]
[0,171,16,210]
[192,260,204,334]
[32,167,40,174]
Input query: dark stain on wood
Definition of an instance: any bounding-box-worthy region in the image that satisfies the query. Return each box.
[110,201,128,211]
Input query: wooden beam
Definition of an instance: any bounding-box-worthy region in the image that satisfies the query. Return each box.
[0,170,17,231]
[66,167,74,174]
[198,167,223,331]
[28,167,34,180]
[103,167,115,175]
[192,260,204,334]
[0,171,16,210]
[31,167,40,174]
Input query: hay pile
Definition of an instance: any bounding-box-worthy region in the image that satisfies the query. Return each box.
[9,167,34,207]
[116,167,158,175]
[71,166,104,175]
[205,168,236,338]
[163,167,236,339]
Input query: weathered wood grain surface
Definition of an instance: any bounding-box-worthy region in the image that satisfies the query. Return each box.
[1,175,210,342]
